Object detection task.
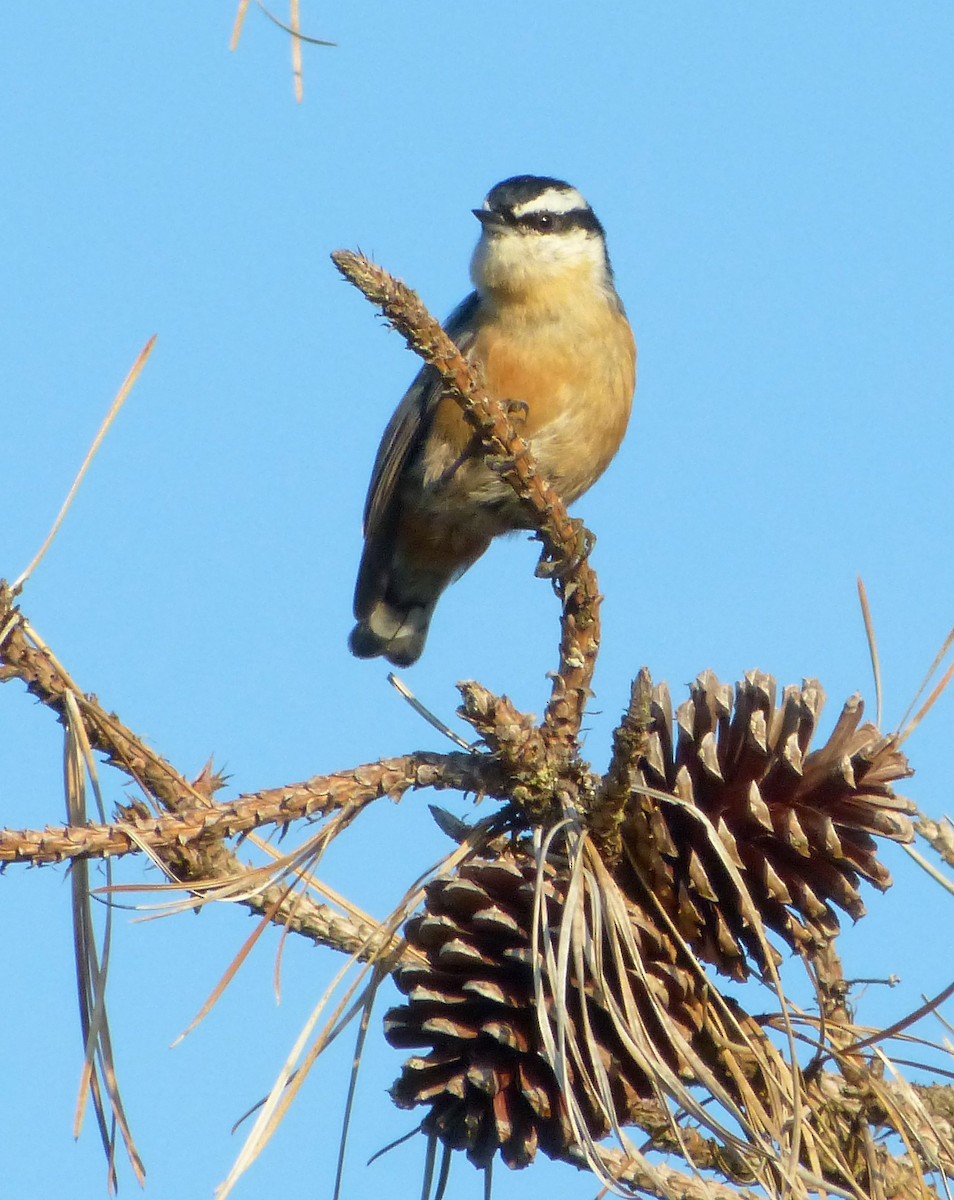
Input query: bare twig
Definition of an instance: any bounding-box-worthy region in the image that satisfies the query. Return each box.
[330,250,602,757]
[0,752,502,868]
[0,582,504,967]
[0,591,200,814]
[230,0,335,52]
[590,666,653,865]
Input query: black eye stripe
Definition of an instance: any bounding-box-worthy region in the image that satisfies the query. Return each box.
[519,211,558,232]
[509,208,604,236]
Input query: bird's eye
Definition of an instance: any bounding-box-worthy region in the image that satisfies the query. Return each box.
[528,212,554,232]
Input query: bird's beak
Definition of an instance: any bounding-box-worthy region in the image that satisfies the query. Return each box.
[473,208,505,229]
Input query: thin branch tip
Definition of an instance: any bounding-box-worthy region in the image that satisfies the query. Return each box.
[333,249,603,750]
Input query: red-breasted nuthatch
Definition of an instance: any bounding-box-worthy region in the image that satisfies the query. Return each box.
[349,174,637,666]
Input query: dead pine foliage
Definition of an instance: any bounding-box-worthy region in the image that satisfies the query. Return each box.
[2,256,954,1200]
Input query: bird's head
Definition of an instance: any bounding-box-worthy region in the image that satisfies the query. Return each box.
[470,175,614,305]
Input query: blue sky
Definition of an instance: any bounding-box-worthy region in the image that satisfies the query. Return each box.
[2,4,953,1198]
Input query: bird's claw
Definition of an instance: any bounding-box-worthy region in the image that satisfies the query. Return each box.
[535,519,595,579]
[504,398,530,426]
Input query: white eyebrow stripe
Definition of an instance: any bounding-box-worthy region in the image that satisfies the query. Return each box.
[510,187,589,217]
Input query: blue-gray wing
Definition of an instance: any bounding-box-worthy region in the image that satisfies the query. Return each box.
[354,291,481,619]
[362,291,481,535]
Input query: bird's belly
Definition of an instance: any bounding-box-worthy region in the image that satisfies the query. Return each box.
[420,310,635,523]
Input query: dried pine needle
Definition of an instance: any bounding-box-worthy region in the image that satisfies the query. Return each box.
[14,335,156,594]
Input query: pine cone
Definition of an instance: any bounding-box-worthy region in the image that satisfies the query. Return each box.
[621,671,915,974]
[384,850,703,1170]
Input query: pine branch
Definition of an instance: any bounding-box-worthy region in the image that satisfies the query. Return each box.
[0,582,501,965]
[331,250,601,756]
[1,585,199,813]
[0,752,501,867]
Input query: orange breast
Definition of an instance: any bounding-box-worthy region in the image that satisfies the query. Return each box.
[428,297,636,505]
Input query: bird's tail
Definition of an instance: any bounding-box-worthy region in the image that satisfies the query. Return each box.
[350,523,492,667]
[349,592,437,667]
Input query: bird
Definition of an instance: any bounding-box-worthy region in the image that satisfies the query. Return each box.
[349,174,637,667]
